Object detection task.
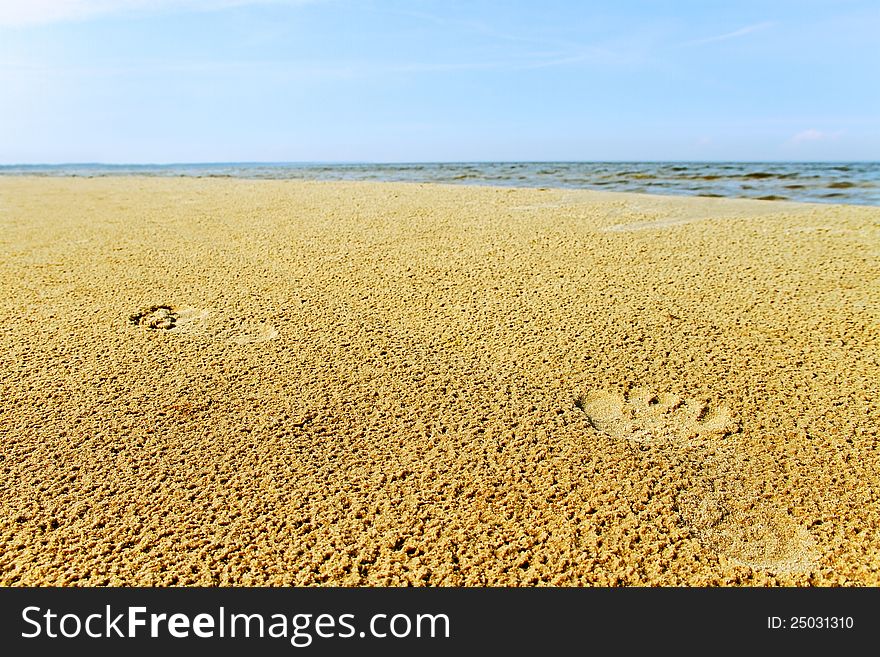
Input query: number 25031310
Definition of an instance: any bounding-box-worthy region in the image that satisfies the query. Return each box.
[768,616,854,630]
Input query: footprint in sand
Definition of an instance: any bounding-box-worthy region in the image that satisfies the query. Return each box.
[129,305,178,330]
[678,490,819,574]
[129,305,278,345]
[576,387,737,446]
[577,387,818,574]
[202,316,280,345]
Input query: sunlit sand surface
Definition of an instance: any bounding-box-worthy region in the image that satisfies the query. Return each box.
[1,177,877,585]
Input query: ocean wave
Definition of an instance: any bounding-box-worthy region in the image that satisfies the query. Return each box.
[2,162,878,205]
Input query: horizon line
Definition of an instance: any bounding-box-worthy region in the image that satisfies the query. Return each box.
[2,159,879,167]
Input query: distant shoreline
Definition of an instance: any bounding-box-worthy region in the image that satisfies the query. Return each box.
[2,161,879,206]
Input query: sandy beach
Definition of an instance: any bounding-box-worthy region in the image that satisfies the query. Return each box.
[0,176,877,586]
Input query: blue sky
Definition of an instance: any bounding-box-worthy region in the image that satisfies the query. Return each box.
[1,0,878,163]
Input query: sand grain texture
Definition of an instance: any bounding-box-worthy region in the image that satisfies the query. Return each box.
[1,177,878,585]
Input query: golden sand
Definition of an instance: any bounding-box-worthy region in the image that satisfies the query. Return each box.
[1,176,878,586]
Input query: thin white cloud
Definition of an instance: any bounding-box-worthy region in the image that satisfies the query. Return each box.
[381,6,634,72]
[681,21,775,47]
[791,129,843,144]
[0,0,313,28]
[0,54,604,81]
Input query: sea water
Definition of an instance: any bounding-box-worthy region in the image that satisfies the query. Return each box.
[2,161,878,206]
